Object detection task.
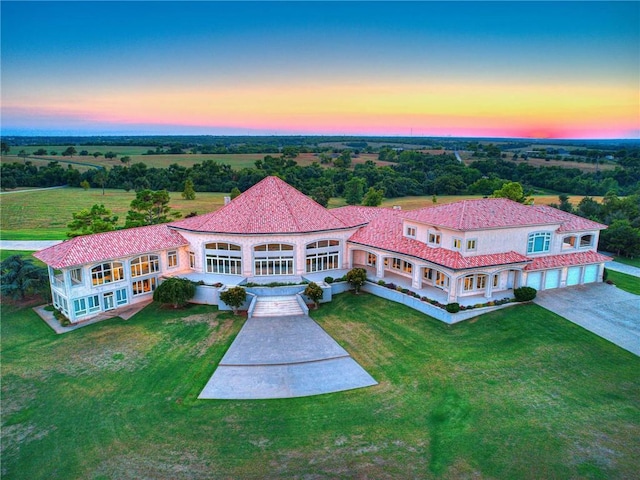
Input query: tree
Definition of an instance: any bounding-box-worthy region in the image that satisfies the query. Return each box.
[153,277,196,308]
[219,286,247,315]
[344,177,366,205]
[33,148,48,155]
[362,187,384,206]
[67,204,118,237]
[18,150,28,161]
[281,146,299,158]
[333,150,352,168]
[304,282,323,309]
[599,220,640,257]
[80,180,90,191]
[491,181,532,204]
[120,155,131,165]
[1,142,10,155]
[92,152,103,158]
[182,178,196,200]
[104,151,118,159]
[230,187,242,199]
[125,189,180,228]
[346,267,367,294]
[311,186,331,207]
[1,255,49,300]
[62,146,77,157]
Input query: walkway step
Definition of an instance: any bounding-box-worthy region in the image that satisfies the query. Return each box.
[253,296,304,317]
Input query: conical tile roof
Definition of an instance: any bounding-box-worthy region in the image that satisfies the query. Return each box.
[170,176,351,234]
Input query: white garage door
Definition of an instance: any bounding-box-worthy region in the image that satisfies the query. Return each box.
[566,266,582,286]
[583,264,598,284]
[544,269,561,290]
[526,271,542,290]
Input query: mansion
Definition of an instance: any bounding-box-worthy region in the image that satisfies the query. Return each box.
[35,176,611,323]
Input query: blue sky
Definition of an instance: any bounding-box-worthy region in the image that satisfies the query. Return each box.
[1,1,638,138]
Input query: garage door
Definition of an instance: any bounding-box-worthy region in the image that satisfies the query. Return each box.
[566,266,582,286]
[526,271,542,290]
[583,264,598,284]
[544,269,561,290]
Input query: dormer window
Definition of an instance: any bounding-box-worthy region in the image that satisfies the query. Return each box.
[562,236,577,250]
[406,226,417,238]
[466,239,477,251]
[580,234,594,248]
[428,232,441,245]
[452,238,462,250]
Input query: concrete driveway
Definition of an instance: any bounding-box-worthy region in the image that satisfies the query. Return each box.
[534,283,640,356]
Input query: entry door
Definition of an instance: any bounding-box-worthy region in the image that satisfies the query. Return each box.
[103,292,115,310]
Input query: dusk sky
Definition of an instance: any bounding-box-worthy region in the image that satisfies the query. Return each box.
[1,1,638,139]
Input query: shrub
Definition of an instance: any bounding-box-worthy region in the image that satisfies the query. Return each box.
[153,277,196,308]
[219,286,247,315]
[304,282,324,309]
[445,303,460,313]
[324,276,334,284]
[514,286,537,302]
[603,268,608,282]
[345,268,367,294]
[377,280,386,286]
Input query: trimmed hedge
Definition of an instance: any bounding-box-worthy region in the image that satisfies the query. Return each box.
[514,286,537,302]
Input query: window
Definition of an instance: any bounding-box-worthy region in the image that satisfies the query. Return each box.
[74,298,87,316]
[91,262,124,286]
[428,232,441,245]
[254,244,294,276]
[115,288,128,306]
[70,268,83,285]
[435,271,449,289]
[562,236,577,250]
[207,255,242,275]
[452,238,462,250]
[580,234,594,248]
[462,274,487,292]
[167,251,178,268]
[132,277,157,296]
[493,274,499,287]
[130,255,159,277]
[305,240,340,273]
[367,253,377,267]
[423,268,433,280]
[527,232,551,254]
[205,242,241,251]
[466,239,477,251]
[189,252,196,269]
[406,226,417,238]
[87,295,100,313]
[392,258,402,270]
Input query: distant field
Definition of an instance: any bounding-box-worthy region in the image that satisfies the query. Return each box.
[459,151,615,172]
[1,186,602,240]
[1,188,229,239]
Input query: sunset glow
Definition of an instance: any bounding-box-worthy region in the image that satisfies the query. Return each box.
[1,2,638,138]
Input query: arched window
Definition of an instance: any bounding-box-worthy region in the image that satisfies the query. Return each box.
[253,243,294,276]
[580,234,594,248]
[305,240,340,273]
[130,255,159,277]
[527,232,551,254]
[91,261,124,286]
[205,242,242,275]
[562,235,577,250]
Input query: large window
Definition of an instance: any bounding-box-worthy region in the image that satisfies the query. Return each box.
[73,295,100,317]
[167,250,178,268]
[91,262,124,286]
[132,277,157,296]
[130,255,159,277]
[305,240,340,273]
[387,257,413,275]
[205,242,242,275]
[367,253,377,267]
[463,274,487,292]
[70,268,83,286]
[115,288,128,306]
[254,244,294,276]
[189,252,196,269]
[527,232,551,254]
[435,271,449,289]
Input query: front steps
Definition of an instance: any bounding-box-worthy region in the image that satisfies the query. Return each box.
[252,295,305,317]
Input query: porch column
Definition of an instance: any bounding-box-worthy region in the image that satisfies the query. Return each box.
[484,274,493,299]
[447,274,458,303]
[376,254,385,278]
[412,264,421,289]
[598,263,605,282]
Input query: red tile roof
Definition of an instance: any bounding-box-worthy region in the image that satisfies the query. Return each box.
[330,205,390,226]
[401,198,607,232]
[171,176,354,234]
[525,251,612,271]
[348,211,530,270]
[33,224,188,269]
[531,205,607,232]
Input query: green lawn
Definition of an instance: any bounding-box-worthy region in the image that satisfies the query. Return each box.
[607,270,640,295]
[2,295,638,479]
[0,250,45,266]
[612,256,640,268]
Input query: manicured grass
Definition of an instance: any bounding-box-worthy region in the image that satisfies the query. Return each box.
[2,295,638,479]
[606,270,640,295]
[612,256,640,268]
[0,250,46,266]
[1,188,229,238]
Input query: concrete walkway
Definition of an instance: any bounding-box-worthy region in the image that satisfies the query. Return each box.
[605,260,640,277]
[534,283,640,357]
[199,315,378,400]
[1,240,63,251]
